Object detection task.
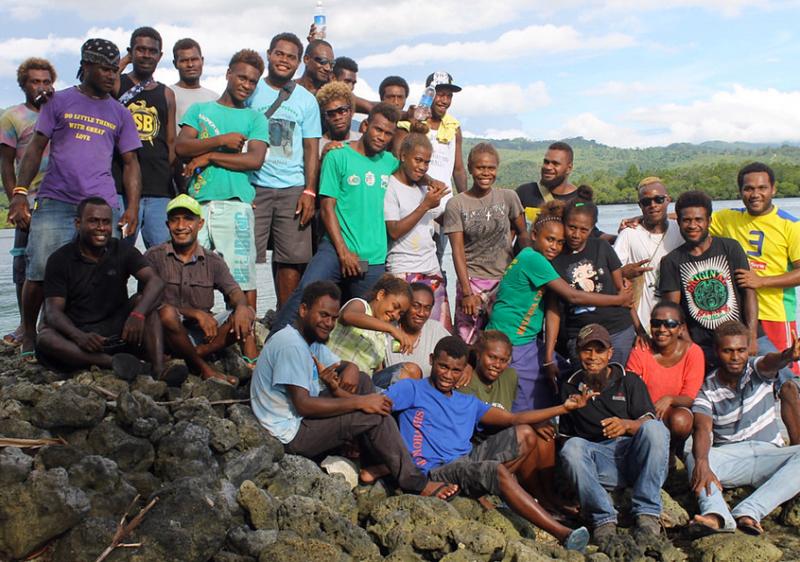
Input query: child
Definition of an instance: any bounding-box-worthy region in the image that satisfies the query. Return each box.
[327,275,421,388]
[385,122,452,331]
[443,143,529,343]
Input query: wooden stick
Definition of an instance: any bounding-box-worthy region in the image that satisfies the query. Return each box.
[95,495,159,562]
[155,398,250,406]
[0,437,66,449]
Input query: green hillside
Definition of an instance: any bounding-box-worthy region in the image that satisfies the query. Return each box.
[463,137,800,203]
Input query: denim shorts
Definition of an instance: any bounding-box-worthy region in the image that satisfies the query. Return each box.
[197,200,257,291]
[26,197,120,282]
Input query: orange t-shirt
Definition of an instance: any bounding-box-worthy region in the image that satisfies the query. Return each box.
[626,343,705,404]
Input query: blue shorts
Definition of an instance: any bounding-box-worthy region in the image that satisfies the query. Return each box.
[25,198,120,282]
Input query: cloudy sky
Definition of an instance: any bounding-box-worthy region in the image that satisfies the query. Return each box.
[2,0,800,148]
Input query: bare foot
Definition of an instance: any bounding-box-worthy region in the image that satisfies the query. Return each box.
[200,367,238,386]
[360,464,390,484]
[421,481,459,501]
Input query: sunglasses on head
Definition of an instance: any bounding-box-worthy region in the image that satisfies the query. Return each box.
[325,105,351,118]
[639,195,667,207]
[650,318,681,329]
[312,56,333,67]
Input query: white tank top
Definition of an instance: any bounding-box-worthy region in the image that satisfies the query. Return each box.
[426,127,456,187]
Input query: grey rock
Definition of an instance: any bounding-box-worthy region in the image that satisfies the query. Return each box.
[192,377,237,404]
[0,447,33,485]
[154,420,218,481]
[228,404,281,454]
[148,421,174,444]
[691,533,782,562]
[505,538,584,562]
[124,470,163,498]
[0,398,31,420]
[68,455,138,518]
[214,551,257,562]
[448,520,505,555]
[131,375,168,399]
[87,419,155,472]
[204,415,240,453]
[227,525,278,557]
[1,381,46,403]
[52,516,117,562]
[223,446,275,487]
[35,444,86,470]
[780,495,800,527]
[0,417,52,439]
[237,480,277,530]
[0,468,90,560]
[173,395,219,422]
[31,384,106,428]
[129,416,160,437]
[258,532,350,562]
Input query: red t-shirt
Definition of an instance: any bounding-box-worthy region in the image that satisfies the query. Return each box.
[626,343,705,404]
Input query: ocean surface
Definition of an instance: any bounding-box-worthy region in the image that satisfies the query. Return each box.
[2,197,800,337]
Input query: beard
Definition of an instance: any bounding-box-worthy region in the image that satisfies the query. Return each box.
[540,173,568,189]
[684,230,709,248]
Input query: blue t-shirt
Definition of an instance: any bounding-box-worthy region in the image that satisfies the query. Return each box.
[245,80,321,188]
[386,379,491,474]
[250,325,339,443]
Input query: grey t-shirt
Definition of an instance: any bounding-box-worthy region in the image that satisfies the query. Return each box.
[443,188,524,279]
[171,84,219,133]
[384,319,451,377]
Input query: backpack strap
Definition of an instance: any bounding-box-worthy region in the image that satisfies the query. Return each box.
[263,81,297,119]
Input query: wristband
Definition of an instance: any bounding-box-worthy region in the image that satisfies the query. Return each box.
[302,189,317,198]
[542,360,556,367]
[12,187,29,196]
[129,311,145,321]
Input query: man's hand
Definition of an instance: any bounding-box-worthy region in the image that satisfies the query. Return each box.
[338,248,362,278]
[121,313,146,346]
[735,268,764,290]
[534,423,556,442]
[391,327,414,354]
[543,362,560,395]
[427,178,447,193]
[616,282,635,309]
[653,396,673,420]
[217,132,247,152]
[314,356,341,392]
[787,337,800,363]
[195,310,219,341]
[634,332,652,351]
[422,183,450,210]
[455,364,473,389]
[691,459,722,497]
[231,305,255,341]
[358,393,393,416]
[564,387,598,411]
[74,331,106,353]
[295,192,315,227]
[183,153,212,177]
[8,196,31,230]
[600,417,630,438]
[618,216,642,232]
[118,206,139,239]
[339,365,360,393]
[460,294,482,316]
[620,259,653,280]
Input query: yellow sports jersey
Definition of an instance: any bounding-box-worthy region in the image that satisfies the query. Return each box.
[709,206,800,321]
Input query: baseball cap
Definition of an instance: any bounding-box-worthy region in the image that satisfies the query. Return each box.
[576,324,612,350]
[425,71,462,92]
[166,194,202,217]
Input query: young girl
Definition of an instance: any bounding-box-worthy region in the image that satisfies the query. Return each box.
[327,275,422,388]
[443,143,529,343]
[488,201,632,411]
[384,122,452,331]
[545,187,636,371]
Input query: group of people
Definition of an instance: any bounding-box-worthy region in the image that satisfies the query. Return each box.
[3,24,800,553]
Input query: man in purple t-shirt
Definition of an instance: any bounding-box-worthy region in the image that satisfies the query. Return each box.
[9,38,142,358]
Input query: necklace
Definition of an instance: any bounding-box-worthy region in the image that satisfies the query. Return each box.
[645,224,667,288]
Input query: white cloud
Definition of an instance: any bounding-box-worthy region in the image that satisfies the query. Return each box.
[359,25,635,68]
[583,80,660,97]
[403,81,551,118]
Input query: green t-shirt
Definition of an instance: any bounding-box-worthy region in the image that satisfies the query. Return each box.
[180,101,268,204]
[460,368,519,411]
[487,247,560,346]
[319,144,398,265]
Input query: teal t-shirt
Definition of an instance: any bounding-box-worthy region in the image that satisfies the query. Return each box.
[487,247,560,346]
[181,101,268,204]
[245,80,321,188]
[319,145,398,265]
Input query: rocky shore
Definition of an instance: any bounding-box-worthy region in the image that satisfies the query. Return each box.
[0,346,798,562]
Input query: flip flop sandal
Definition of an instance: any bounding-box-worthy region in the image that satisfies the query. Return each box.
[3,332,22,347]
[20,350,37,364]
[736,518,764,536]
[688,520,734,538]
[159,361,189,387]
[242,356,257,370]
[563,527,590,552]
[112,353,150,381]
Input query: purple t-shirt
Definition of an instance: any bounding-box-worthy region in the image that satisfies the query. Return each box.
[35,86,141,207]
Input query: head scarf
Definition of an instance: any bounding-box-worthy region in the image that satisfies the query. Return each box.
[77,38,120,79]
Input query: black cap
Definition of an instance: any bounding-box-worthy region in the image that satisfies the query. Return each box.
[425,71,461,92]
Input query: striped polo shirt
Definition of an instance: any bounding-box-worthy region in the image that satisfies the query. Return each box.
[692,358,783,446]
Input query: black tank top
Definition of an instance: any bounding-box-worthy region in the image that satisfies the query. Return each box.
[114,75,172,197]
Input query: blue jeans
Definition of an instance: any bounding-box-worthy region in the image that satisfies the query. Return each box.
[685,441,800,529]
[560,419,669,527]
[26,198,120,281]
[118,194,170,249]
[270,240,386,335]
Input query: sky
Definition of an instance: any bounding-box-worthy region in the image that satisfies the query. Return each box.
[2,0,800,148]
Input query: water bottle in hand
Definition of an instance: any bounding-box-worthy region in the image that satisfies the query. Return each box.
[313,0,327,40]
[414,85,435,121]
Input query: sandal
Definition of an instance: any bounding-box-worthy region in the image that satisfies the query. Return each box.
[688,518,734,538]
[3,331,22,347]
[20,349,37,364]
[112,353,150,381]
[736,517,764,536]
[563,527,590,552]
[159,361,189,387]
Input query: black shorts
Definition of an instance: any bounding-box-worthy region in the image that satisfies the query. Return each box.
[428,426,519,497]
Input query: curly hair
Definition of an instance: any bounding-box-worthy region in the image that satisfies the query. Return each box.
[467,142,500,169]
[17,57,56,89]
[399,121,432,157]
[229,49,265,76]
[533,199,567,232]
[316,81,355,110]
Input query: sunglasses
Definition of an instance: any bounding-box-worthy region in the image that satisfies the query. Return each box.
[325,105,351,118]
[650,318,681,329]
[312,56,334,67]
[639,195,667,207]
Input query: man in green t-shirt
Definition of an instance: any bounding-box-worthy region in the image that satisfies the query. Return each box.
[461,330,519,411]
[270,103,401,335]
[175,49,269,309]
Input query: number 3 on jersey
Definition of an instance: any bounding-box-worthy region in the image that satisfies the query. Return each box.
[747,229,764,257]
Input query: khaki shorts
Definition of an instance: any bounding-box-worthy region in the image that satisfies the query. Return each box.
[252,185,312,264]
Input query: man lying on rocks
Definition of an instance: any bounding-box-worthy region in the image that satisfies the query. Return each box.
[250,280,459,500]
[688,320,800,536]
[145,194,257,386]
[380,335,594,552]
[36,197,186,382]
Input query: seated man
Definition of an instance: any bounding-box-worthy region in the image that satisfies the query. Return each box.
[383,282,451,378]
[251,280,457,500]
[688,320,800,536]
[386,335,593,552]
[145,194,257,385]
[36,197,175,380]
[559,324,669,543]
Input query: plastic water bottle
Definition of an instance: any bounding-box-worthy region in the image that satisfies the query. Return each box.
[313,0,327,40]
[414,85,435,121]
